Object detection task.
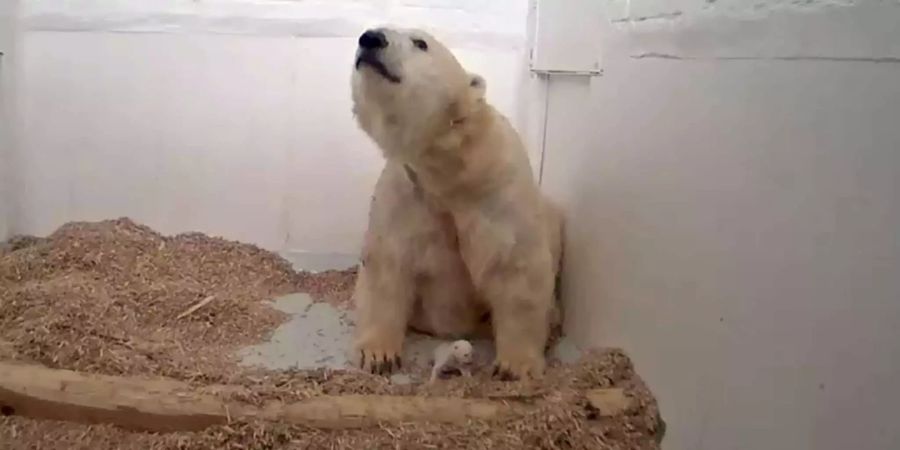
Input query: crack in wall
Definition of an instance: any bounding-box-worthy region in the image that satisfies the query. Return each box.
[700,0,859,15]
[611,11,683,24]
[631,52,900,64]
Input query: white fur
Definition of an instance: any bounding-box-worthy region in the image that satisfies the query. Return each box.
[351,27,564,380]
[430,340,475,383]
[351,28,473,163]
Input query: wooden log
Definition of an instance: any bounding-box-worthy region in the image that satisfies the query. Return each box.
[0,361,243,432]
[0,361,630,432]
[585,387,632,417]
[263,395,507,429]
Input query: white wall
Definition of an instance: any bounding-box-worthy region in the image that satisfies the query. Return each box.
[0,0,19,241]
[540,1,900,449]
[13,0,531,266]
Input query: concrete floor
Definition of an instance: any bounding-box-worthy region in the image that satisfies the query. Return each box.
[238,292,583,383]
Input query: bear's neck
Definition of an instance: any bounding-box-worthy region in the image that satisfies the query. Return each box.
[402,105,514,208]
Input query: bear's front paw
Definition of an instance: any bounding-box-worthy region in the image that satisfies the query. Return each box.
[491,352,545,381]
[356,344,402,375]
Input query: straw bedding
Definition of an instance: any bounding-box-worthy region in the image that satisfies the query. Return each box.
[0,218,663,449]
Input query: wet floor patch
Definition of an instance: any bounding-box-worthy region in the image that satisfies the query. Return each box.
[238,292,583,381]
[237,293,355,370]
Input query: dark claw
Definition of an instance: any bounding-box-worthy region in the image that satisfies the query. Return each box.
[491,364,516,381]
[394,355,402,370]
[359,351,400,376]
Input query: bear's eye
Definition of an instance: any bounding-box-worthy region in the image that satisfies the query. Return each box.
[412,38,428,51]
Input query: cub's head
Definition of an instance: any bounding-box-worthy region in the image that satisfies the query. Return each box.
[450,340,474,365]
[351,27,486,159]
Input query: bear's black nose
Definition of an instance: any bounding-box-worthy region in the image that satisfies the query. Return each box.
[359,30,387,50]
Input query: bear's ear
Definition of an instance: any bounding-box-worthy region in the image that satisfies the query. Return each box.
[468,73,486,99]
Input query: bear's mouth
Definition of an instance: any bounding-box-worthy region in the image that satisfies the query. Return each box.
[355,52,401,84]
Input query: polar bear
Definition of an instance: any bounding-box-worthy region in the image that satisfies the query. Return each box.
[350,27,563,380]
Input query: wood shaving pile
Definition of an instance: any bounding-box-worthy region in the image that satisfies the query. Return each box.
[295,268,357,308]
[0,218,357,382]
[0,219,663,449]
[1,218,290,381]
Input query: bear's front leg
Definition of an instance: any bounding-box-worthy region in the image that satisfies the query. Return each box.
[458,210,555,381]
[352,255,415,375]
[486,269,552,380]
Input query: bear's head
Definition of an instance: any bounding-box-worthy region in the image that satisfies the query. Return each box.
[351,27,486,161]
